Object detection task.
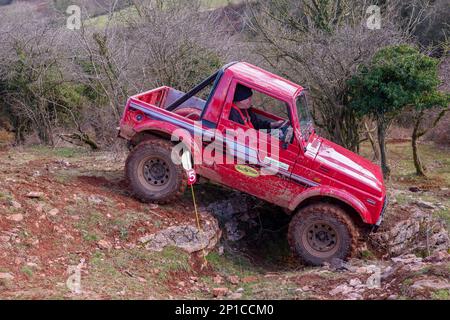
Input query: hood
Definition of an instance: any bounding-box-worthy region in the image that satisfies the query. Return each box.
[314,138,385,197]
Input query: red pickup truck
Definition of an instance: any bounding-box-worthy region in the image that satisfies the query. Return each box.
[118,62,387,265]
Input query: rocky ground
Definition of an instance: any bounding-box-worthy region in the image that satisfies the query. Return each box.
[0,141,449,300]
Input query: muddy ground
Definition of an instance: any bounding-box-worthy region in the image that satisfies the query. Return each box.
[0,141,449,300]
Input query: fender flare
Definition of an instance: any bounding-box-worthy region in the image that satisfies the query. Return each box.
[287,186,372,224]
[132,120,203,161]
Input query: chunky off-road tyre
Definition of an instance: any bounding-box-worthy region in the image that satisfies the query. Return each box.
[125,139,186,204]
[288,203,358,266]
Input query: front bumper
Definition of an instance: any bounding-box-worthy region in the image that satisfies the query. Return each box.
[372,197,388,232]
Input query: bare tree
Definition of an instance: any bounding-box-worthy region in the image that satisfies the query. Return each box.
[244,0,426,152]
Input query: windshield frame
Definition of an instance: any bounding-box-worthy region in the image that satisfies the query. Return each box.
[295,92,314,143]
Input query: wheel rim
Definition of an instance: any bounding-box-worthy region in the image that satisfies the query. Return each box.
[140,157,171,188]
[302,220,340,258]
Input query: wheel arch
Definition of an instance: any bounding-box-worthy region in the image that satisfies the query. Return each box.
[288,187,372,226]
[129,122,202,158]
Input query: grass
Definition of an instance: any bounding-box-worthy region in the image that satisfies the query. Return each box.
[435,209,450,231]
[0,191,14,202]
[431,289,450,300]
[206,251,260,278]
[21,266,34,278]
[80,246,192,298]
[151,246,191,279]
[29,145,85,159]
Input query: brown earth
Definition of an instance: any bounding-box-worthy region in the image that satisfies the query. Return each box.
[0,142,449,300]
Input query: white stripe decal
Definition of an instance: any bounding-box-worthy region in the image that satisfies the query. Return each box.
[129,102,319,187]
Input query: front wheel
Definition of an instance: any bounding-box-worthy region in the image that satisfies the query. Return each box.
[125,139,186,204]
[288,203,358,266]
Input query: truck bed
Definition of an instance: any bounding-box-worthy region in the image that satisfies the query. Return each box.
[119,86,207,142]
[133,86,206,112]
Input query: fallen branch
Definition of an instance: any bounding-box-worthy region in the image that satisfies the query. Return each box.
[58,133,99,150]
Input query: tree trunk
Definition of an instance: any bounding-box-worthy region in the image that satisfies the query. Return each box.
[412,132,425,176]
[412,112,426,176]
[364,121,379,160]
[411,108,448,176]
[377,119,390,178]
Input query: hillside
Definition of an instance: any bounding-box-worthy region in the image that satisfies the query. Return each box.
[0,141,449,299]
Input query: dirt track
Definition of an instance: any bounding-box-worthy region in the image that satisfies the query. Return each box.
[0,144,449,299]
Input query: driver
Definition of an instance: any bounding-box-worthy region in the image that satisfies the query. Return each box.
[230,84,285,130]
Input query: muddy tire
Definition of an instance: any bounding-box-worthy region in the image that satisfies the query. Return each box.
[125,139,186,204]
[288,203,358,266]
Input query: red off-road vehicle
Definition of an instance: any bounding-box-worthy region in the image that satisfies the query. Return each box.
[118,62,387,265]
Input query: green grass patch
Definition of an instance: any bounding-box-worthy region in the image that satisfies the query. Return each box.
[206,251,260,278]
[29,146,85,159]
[431,289,450,300]
[435,209,450,231]
[21,266,34,278]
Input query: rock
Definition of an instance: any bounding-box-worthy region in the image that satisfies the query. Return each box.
[242,276,258,283]
[35,203,44,213]
[26,191,44,199]
[381,264,402,281]
[0,273,14,280]
[414,200,436,210]
[48,208,59,216]
[301,286,311,291]
[370,206,448,257]
[138,277,147,283]
[227,275,240,285]
[139,214,221,254]
[97,240,112,250]
[88,195,104,205]
[349,278,362,287]
[423,250,449,263]
[229,292,242,299]
[212,287,230,298]
[224,220,246,241]
[26,262,39,270]
[430,228,450,252]
[346,292,363,300]
[391,254,422,265]
[10,200,21,209]
[7,214,23,222]
[236,287,244,293]
[387,294,398,300]
[0,272,15,287]
[206,193,249,219]
[213,275,223,284]
[330,258,345,269]
[411,279,450,291]
[330,284,353,296]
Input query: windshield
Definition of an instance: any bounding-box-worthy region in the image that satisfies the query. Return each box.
[296,93,313,141]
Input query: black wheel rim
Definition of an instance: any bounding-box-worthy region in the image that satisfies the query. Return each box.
[305,221,338,255]
[142,157,170,187]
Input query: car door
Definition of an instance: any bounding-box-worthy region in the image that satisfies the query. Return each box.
[213,80,302,208]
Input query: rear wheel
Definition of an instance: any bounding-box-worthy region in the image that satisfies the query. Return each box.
[125,139,186,203]
[288,203,358,266]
